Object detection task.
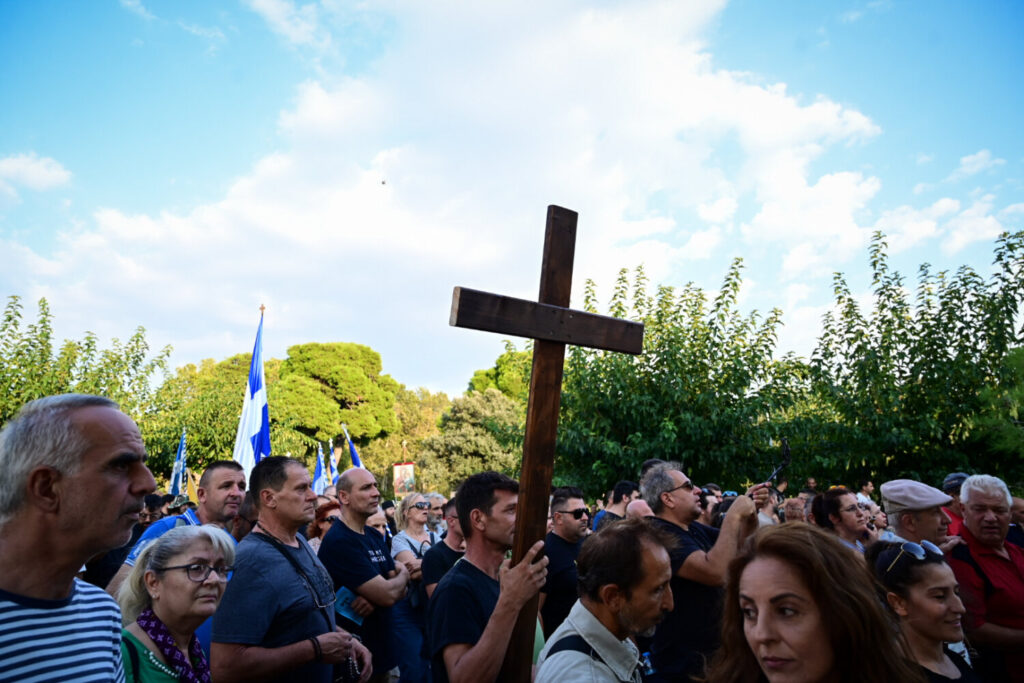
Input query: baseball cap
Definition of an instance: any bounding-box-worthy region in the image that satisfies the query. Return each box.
[942,472,969,495]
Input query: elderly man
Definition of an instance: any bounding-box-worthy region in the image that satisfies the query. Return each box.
[535,518,676,683]
[426,492,448,535]
[880,479,961,550]
[540,486,589,638]
[0,395,157,682]
[427,471,549,683]
[641,462,767,681]
[211,456,371,683]
[946,474,1024,682]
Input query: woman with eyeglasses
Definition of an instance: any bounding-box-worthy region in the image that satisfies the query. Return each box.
[706,523,925,683]
[389,493,437,683]
[868,540,981,683]
[116,525,235,682]
[811,486,870,552]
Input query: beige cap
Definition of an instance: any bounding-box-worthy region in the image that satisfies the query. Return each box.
[881,479,952,515]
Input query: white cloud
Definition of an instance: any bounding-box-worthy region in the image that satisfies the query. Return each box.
[872,197,959,252]
[244,0,330,50]
[177,21,226,44]
[0,153,71,202]
[916,153,934,165]
[946,149,1006,182]
[119,0,155,20]
[942,195,1005,253]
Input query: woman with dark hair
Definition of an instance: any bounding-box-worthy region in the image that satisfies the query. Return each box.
[868,541,981,683]
[706,523,924,683]
[811,486,869,552]
[306,500,341,554]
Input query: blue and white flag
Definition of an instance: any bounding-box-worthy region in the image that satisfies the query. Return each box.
[340,424,363,469]
[169,428,187,495]
[326,438,337,484]
[313,442,328,495]
[232,311,271,482]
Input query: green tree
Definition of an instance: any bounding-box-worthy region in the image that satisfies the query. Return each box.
[468,341,532,404]
[0,295,171,425]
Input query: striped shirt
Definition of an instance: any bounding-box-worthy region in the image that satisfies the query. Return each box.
[0,578,125,682]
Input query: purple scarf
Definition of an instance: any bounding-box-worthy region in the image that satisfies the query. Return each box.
[136,608,212,683]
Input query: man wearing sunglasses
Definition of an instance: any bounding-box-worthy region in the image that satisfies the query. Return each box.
[539,486,589,638]
[641,463,768,682]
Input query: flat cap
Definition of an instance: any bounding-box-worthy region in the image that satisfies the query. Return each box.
[881,479,952,515]
[942,472,969,494]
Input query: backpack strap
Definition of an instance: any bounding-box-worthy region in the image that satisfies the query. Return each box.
[547,634,608,668]
[123,635,140,682]
[950,543,996,598]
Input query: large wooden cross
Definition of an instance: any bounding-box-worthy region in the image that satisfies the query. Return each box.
[449,205,644,682]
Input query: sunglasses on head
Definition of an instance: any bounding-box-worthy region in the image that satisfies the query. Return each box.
[723,490,738,497]
[884,540,943,574]
[412,501,430,510]
[555,507,588,520]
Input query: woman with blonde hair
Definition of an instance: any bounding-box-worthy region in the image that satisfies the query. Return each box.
[706,523,924,683]
[389,493,436,683]
[117,525,235,682]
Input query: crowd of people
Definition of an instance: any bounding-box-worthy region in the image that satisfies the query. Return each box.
[1,393,1022,683]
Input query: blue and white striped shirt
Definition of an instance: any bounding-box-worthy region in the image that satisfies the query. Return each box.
[0,578,125,682]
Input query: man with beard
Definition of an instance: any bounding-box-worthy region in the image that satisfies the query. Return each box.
[0,395,157,682]
[535,518,676,683]
[539,486,589,638]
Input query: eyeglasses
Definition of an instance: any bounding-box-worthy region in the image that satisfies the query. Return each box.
[884,540,943,574]
[666,481,696,495]
[841,504,861,514]
[412,502,430,510]
[157,563,234,582]
[555,508,589,520]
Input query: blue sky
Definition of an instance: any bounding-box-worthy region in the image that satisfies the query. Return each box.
[1,0,1021,397]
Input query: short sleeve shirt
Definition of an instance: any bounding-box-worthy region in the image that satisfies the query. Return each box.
[648,517,722,679]
[427,559,500,683]
[540,532,582,638]
[124,509,201,566]
[212,533,336,683]
[422,543,464,590]
[319,521,397,673]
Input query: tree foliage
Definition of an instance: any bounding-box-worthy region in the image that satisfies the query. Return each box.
[468,341,532,404]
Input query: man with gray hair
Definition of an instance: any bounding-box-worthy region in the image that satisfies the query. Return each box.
[879,478,962,551]
[947,474,1024,682]
[425,492,448,535]
[0,394,157,682]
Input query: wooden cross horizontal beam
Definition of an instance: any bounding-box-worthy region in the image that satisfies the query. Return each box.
[449,286,643,355]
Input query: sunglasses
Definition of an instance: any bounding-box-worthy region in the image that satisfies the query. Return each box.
[412,501,431,510]
[667,481,697,494]
[723,490,738,497]
[555,507,589,520]
[884,540,943,574]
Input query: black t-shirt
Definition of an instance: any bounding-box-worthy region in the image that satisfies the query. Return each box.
[919,648,983,683]
[319,521,397,673]
[540,532,581,638]
[427,559,499,683]
[649,517,721,679]
[422,542,464,590]
[595,511,622,531]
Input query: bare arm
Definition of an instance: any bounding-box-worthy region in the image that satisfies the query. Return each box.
[442,541,548,683]
[425,582,438,599]
[211,630,355,683]
[394,549,423,581]
[678,494,757,586]
[967,622,1024,650]
[354,564,410,607]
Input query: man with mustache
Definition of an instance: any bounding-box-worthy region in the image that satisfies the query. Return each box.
[539,486,589,638]
[947,474,1024,683]
[0,395,157,682]
[535,517,676,683]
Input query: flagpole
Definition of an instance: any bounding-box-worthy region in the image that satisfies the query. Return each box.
[232,306,272,482]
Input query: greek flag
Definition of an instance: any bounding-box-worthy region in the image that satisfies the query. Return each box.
[169,428,187,495]
[326,438,337,484]
[340,424,363,469]
[313,442,328,495]
[232,311,271,482]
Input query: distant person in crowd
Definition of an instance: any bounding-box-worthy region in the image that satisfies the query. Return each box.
[307,500,341,554]
[757,489,781,527]
[229,491,258,543]
[698,487,720,526]
[117,525,235,682]
[946,474,1024,682]
[781,497,806,522]
[160,494,176,516]
[426,493,448,535]
[625,498,654,519]
[593,480,640,531]
[211,456,371,683]
[320,468,409,682]
[423,498,465,599]
[641,462,768,681]
[856,477,875,505]
[381,500,399,536]
[705,523,925,683]
[0,394,157,682]
[867,501,887,531]
[811,486,868,553]
[108,461,246,597]
[535,517,676,683]
[323,484,337,500]
[367,506,390,539]
[804,476,819,492]
[540,487,589,638]
[389,493,437,683]
[1012,497,1024,527]
[868,539,980,683]
[880,479,961,550]
[803,493,817,525]
[942,472,969,537]
[84,492,165,589]
[428,471,549,683]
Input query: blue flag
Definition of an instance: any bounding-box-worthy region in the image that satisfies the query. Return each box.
[170,428,187,495]
[340,424,363,469]
[313,442,328,495]
[233,311,271,482]
[326,438,336,484]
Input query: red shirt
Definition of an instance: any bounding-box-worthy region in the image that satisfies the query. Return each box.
[944,505,964,536]
[947,526,1024,681]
